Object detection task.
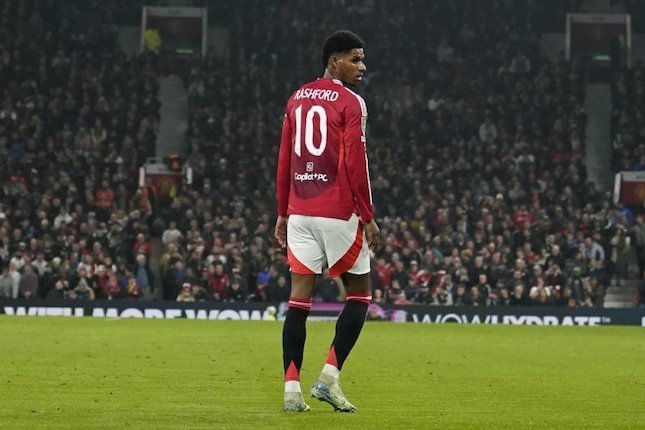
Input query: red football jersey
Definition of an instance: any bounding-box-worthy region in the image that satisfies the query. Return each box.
[276,78,374,222]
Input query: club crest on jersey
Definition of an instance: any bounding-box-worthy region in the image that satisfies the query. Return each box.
[306,162,314,172]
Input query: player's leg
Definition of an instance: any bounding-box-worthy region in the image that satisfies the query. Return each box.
[283,215,323,412]
[311,273,370,412]
[311,215,371,412]
[325,272,370,374]
[283,273,316,412]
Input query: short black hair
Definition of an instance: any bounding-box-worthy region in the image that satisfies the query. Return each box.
[321,30,364,69]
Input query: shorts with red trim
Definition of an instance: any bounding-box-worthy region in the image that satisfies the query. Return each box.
[286,214,370,277]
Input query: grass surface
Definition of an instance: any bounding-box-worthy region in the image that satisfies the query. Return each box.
[0,317,644,429]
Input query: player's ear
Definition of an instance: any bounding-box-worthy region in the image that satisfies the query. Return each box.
[329,55,338,70]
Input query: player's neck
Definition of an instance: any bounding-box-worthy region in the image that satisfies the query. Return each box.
[323,70,344,85]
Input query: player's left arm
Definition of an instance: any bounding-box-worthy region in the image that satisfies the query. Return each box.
[344,97,374,223]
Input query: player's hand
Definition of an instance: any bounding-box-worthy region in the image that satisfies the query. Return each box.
[274,215,288,248]
[364,219,380,252]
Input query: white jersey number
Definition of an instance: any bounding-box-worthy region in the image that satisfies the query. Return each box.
[294,105,327,157]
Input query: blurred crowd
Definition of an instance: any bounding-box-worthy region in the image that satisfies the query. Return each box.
[0,0,159,300]
[0,0,641,307]
[611,66,645,172]
[157,0,637,307]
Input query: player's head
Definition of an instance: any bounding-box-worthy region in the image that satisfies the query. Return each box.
[322,30,366,86]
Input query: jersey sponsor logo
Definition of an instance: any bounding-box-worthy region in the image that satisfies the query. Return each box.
[306,162,314,172]
[294,88,340,102]
[294,172,328,182]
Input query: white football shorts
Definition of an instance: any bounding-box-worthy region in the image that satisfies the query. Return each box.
[286,213,370,277]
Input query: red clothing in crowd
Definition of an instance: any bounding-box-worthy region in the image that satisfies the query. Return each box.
[133,240,152,259]
[373,263,393,289]
[276,77,373,222]
[209,273,229,300]
[512,209,534,229]
[96,187,115,209]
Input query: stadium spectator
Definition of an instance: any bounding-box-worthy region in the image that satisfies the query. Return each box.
[160,242,182,299]
[430,283,451,305]
[393,290,413,305]
[104,266,122,300]
[47,280,66,300]
[0,264,17,298]
[74,278,96,300]
[18,263,38,298]
[191,283,209,302]
[315,270,342,303]
[632,216,645,278]
[452,283,468,306]
[124,270,143,300]
[134,254,154,297]
[466,284,486,306]
[372,288,386,305]
[510,285,529,306]
[177,282,195,302]
[95,180,116,222]
[226,277,246,302]
[489,281,511,306]
[37,263,56,298]
[7,263,21,297]
[133,234,153,260]
[207,262,229,301]
[637,281,645,308]
[162,221,183,245]
[473,274,492,300]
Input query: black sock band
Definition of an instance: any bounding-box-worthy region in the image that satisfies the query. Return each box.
[327,299,368,370]
[283,306,310,381]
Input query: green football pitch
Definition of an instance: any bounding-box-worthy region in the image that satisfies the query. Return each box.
[0,317,643,429]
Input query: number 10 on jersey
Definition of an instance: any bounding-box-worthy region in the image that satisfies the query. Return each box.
[294,105,327,157]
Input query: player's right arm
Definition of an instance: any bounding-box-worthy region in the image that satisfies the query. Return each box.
[343,96,380,250]
[275,107,292,247]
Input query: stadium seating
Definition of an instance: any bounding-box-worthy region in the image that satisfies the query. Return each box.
[0,0,158,299]
[0,0,635,307]
[610,66,645,171]
[163,0,628,306]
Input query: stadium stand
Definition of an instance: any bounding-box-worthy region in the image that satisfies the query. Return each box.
[0,0,159,300]
[156,0,632,307]
[610,66,645,172]
[0,0,638,307]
